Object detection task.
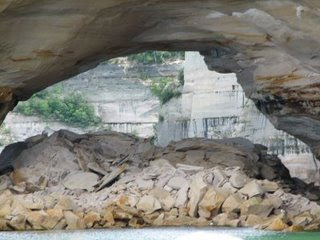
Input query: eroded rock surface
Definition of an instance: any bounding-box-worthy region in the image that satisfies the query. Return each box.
[0,130,319,231]
[1,0,320,157]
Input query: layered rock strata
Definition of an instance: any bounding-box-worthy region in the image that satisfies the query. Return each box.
[0,130,319,231]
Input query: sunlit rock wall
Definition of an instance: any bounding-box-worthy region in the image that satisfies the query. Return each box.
[157,52,317,183]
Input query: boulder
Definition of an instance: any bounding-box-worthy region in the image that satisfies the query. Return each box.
[222,193,244,213]
[239,181,265,198]
[63,171,99,191]
[149,188,175,211]
[137,195,161,213]
[64,211,85,230]
[83,211,101,228]
[198,188,226,218]
[188,172,207,217]
[175,186,189,208]
[167,176,188,190]
[229,171,249,189]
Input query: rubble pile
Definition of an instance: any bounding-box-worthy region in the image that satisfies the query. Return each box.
[0,130,319,231]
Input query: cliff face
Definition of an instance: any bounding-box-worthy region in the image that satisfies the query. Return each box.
[157,52,318,183]
[1,0,320,157]
[1,60,182,142]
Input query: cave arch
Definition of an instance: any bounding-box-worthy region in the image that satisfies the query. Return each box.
[1,0,320,157]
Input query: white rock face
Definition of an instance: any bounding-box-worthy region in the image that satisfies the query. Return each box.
[157,52,317,183]
[1,61,182,144]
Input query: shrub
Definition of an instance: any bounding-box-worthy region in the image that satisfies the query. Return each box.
[178,68,184,86]
[150,77,182,105]
[128,51,184,65]
[16,87,101,128]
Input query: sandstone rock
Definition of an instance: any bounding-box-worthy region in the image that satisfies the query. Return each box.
[239,181,265,198]
[188,172,207,217]
[8,214,26,231]
[240,197,274,218]
[84,211,101,228]
[16,195,44,210]
[266,216,288,231]
[222,193,244,213]
[26,210,48,230]
[102,209,115,226]
[285,225,304,232]
[64,211,85,230]
[44,209,64,229]
[137,195,161,213]
[63,171,99,191]
[212,213,239,227]
[149,188,174,211]
[153,213,165,226]
[198,188,226,218]
[55,196,77,211]
[245,214,266,227]
[167,176,188,190]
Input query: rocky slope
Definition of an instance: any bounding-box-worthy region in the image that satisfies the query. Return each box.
[1,0,320,159]
[0,130,319,231]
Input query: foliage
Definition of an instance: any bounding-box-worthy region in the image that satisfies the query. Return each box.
[150,77,182,105]
[15,86,101,128]
[128,51,184,65]
[178,68,184,86]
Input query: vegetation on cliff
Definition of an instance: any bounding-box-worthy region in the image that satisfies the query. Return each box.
[15,86,101,128]
[128,51,184,64]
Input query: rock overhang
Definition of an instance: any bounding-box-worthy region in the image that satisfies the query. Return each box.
[1,0,320,157]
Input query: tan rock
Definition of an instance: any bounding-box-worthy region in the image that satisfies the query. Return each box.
[198,188,226,218]
[285,225,304,232]
[0,199,11,218]
[55,196,77,211]
[137,195,161,213]
[26,210,48,230]
[245,214,266,227]
[64,211,85,230]
[149,188,174,211]
[212,213,239,227]
[240,197,273,218]
[84,211,101,228]
[8,214,26,231]
[153,213,165,226]
[44,209,64,229]
[102,209,115,226]
[188,172,207,217]
[222,193,244,213]
[266,215,288,231]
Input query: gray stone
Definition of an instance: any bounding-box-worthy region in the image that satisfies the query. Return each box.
[63,171,99,191]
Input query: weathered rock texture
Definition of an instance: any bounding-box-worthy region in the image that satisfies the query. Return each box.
[1,0,320,156]
[0,130,320,231]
